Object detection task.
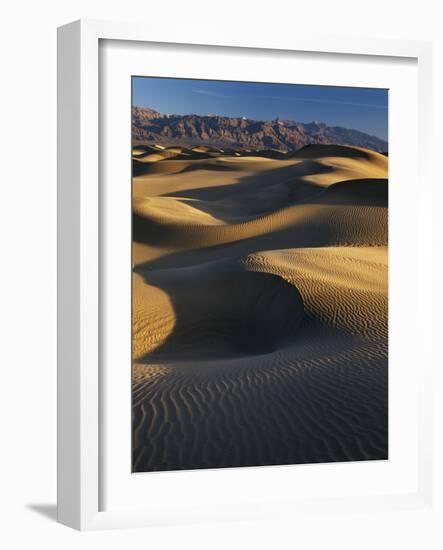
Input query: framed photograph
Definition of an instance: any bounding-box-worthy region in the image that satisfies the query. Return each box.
[57,19,433,530]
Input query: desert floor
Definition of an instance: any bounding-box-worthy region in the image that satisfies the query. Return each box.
[131,144,388,472]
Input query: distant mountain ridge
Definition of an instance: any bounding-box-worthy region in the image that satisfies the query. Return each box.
[132,106,388,153]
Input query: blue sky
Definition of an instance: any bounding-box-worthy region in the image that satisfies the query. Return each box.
[132,77,388,141]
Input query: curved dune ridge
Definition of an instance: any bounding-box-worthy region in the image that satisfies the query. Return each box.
[133,178,387,251]
[132,143,389,472]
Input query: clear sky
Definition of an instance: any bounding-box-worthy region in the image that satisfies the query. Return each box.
[132,77,388,141]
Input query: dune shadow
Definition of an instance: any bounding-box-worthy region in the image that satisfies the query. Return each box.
[162,160,330,204]
[178,162,239,174]
[308,178,388,207]
[290,144,374,160]
[133,222,322,271]
[135,270,305,362]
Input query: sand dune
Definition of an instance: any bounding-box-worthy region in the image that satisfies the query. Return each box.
[133,180,387,251]
[133,270,304,359]
[132,144,388,472]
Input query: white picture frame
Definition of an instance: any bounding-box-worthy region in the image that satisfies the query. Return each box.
[57,19,434,531]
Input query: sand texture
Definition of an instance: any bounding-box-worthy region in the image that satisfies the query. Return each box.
[132,144,388,472]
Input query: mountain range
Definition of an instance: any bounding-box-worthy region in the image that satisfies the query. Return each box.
[132,106,388,153]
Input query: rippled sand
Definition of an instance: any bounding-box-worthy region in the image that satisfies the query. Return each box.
[132,144,388,472]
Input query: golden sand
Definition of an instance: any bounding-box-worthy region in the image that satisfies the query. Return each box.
[131,144,388,472]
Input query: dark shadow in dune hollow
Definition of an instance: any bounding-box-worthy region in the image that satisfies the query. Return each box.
[136,271,305,362]
[132,263,388,472]
[290,144,374,160]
